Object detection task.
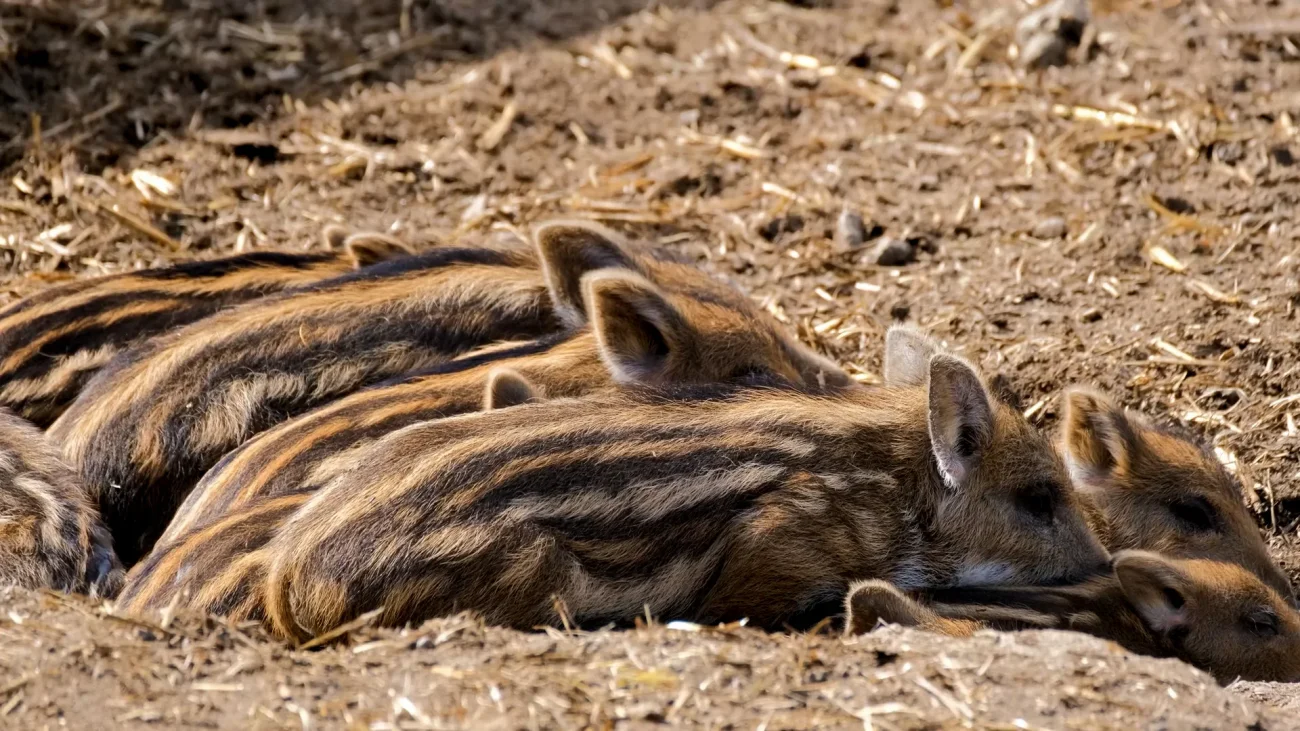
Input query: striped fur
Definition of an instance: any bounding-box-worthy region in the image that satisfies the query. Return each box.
[530,222,850,392]
[848,551,1300,683]
[1059,388,1294,602]
[160,336,601,545]
[157,222,850,547]
[50,243,555,565]
[0,236,408,428]
[115,370,522,617]
[115,493,307,620]
[256,328,1107,640]
[0,408,122,596]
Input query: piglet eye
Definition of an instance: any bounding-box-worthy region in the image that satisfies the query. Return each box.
[1169,497,1218,533]
[1016,483,1056,524]
[1243,608,1280,638]
[1163,587,1186,610]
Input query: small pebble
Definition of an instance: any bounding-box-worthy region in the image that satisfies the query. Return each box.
[1212,141,1244,166]
[837,209,867,250]
[1032,217,1068,239]
[1159,196,1195,214]
[1016,0,1090,68]
[872,238,916,266]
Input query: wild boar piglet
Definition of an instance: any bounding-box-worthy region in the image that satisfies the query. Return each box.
[261,326,1108,641]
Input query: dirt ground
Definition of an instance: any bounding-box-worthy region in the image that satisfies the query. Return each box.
[2,0,1300,727]
[1,588,1291,730]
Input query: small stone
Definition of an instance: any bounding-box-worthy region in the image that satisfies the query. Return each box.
[1212,141,1244,166]
[1032,217,1068,239]
[1016,0,1090,69]
[1271,146,1294,166]
[1079,308,1103,323]
[872,237,916,266]
[837,209,867,250]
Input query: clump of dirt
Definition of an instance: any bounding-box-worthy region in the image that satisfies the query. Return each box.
[3,0,1300,723]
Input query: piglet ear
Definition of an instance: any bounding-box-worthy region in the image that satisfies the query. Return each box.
[884,325,940,387]
[322,224,350,249]
[927,355,994,489]
[790,344,855,391]
[1114,550,1191,636]
[533,221,637,328]
[483,368,541,410]
[584,270,690,386]
[845,580,932,636]
[343,232,416,268]
[1060,387,1142,488]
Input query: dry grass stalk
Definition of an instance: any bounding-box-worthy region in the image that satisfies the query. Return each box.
[477,102,519,152]
[759,181,804,202]
[1267,394,1300,410]
[319,31,450,83]
[731,26,824,70]
[913,676,975,723]
[217,20,303,48]
[601,152,655,177]
[296,607,386,650]
[823,75,889,105]
[1151,338,1199,363]
[590,43,633,79]
[679,128,768,160]
[954,32,992,74]
[1052,104,1167,131]
[1143,194,1225,237]
[87,202,180,251]
[130,169,177,200]
[1186,279,1240,305]
[1145,244,1186,273]
[1023,397,1049,422]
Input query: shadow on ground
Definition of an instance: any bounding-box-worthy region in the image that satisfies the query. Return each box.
[0,0,721,172]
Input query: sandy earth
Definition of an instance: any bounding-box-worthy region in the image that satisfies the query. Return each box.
[2,0,1300,726]
[0,588,1290,729]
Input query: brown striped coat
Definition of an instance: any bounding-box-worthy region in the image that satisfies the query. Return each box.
[161,251,851,543]
[127,234,856,614]
[51,241,555,564]
[0,408,122,596]
[1058,388,1293,602]
[115,369,533,618]
[882,365,1295,603]
[0,240,406,427]
[256,328,1107,640]
[115,492,307,621]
